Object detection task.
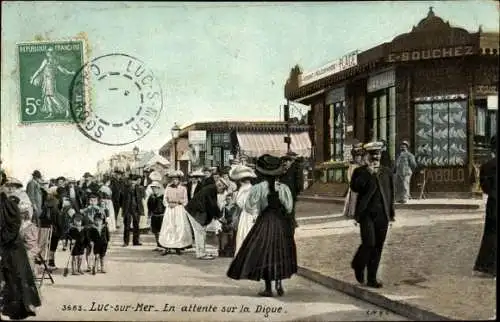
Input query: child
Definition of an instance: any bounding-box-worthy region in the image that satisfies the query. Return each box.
[81,193,105,272]
[68,213,86,275]
[147,181,166,252]
[217,194,238,257]
[89,212,110,274]
[61,199,74,251]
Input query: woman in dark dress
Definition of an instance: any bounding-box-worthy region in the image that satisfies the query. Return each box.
[473,135,497,278]
[227,154,297,297]
[0,187,42,319]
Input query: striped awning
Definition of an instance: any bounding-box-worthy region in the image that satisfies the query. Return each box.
[236,131,311,158]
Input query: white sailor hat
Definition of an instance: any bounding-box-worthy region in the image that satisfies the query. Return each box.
[167,170,184,178]
[363,141,384,152]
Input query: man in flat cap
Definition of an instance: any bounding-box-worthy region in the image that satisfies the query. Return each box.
[350,141,395,288]
[122,174,145,247]
[394,140,417,203]
[80,172,100,208]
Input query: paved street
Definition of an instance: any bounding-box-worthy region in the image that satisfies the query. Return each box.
[29,232,406,321]
[295,208,496,321]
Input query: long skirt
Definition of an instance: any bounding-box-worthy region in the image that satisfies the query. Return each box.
[1,240,41,320]
[474,197,497,276]
[235,210,255,255]
[227,206,297,281]
[102,199,116,233]
[158,206,193,249]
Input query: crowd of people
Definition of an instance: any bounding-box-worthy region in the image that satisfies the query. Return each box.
[0,135,494,318]
[0,150,304,318]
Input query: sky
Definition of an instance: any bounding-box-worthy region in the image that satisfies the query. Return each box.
[1,1,499,184]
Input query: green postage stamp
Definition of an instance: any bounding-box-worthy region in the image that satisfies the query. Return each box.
[17,40,85,124]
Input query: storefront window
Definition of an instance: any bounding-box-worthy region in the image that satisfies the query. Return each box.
[212,146,222,166]
[368,87,396,162]
[415,100,467,166]
[474,99,497,146]
[329,102,345,161]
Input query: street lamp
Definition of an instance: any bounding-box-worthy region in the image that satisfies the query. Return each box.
[133,146,140,175]
[171,123,181,171]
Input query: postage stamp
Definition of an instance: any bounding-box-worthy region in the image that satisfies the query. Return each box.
[69,53,163,146]
[17,40,85,124]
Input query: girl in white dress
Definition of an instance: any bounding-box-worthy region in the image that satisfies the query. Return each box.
[158,170,193,255]
[230,165,258,254]
[99,179,116,233]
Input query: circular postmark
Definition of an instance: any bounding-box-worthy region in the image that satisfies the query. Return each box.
[69,53,163,146]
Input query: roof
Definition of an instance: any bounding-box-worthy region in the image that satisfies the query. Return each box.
[179,121,309,136]
[159,121,310,154]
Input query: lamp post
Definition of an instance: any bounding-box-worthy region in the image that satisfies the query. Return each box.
[133,146,140,175]
[171,123,181,171]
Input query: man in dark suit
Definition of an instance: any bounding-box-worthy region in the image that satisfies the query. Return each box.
[279,151,303,231]
[350,141,395,288]
[79,172,100,207]
[122,174,145,247]
[186,170,204,202]
[194,167,217,195]
[185,177,228,260]
[473,134,497,278]
[110,169,125,228]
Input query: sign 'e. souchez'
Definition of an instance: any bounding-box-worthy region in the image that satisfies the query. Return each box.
[300,50,359,87]
[387,45,474,63]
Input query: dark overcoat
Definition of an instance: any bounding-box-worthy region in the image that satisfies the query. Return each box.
[350,165,395,223]
[184,184,221,226]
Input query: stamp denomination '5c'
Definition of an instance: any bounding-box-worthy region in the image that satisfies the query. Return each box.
[69,53,163,146]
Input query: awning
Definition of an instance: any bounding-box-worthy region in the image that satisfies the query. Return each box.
[236,131,311,158]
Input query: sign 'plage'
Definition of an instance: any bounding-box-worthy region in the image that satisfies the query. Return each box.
[300,50,359,87]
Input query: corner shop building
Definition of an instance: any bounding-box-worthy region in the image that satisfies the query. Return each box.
[284,8,498,197]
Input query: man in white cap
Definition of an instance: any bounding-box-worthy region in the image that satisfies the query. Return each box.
[394,140,417,203]
[350,141,395,288]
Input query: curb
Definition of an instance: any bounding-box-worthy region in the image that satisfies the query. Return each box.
[298,196,481,210]
[297,266,453,321]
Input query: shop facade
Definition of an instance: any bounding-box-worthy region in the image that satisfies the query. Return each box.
[284,8,498,196]
[159,121,312,172]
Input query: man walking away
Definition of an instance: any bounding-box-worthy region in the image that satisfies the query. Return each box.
[394,141,416,203]
[279,151,303,231]
[473,135,497,279]
[122,174,145,247]
[350,141,395,288]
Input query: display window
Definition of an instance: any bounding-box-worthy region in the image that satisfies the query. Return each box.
[328,101,345,161]
[415,100,467,166]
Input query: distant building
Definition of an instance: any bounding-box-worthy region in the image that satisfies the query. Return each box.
[159,121,312,176]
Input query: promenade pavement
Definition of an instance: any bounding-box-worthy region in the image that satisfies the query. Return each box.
[295,209,496,321]
[27,232,407,321]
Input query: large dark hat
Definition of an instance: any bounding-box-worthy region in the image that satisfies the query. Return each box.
[113,168,124,174]
[56,176,66,181]
[256,154,284,176]
[83,172,93,178]
[32,170,42,179]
